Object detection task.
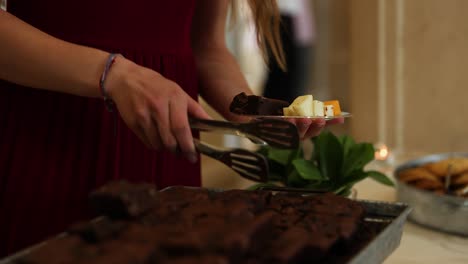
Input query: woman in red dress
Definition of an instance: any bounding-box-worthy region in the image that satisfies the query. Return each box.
[0,0,328,257]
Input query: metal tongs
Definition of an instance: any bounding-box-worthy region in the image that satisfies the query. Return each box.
[190,117,299,182]
[189,117,299,149]
[193,139,269,182]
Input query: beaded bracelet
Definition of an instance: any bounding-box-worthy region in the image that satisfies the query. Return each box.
[99,53,120,112]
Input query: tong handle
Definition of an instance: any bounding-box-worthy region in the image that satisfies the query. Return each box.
[189,117,299,149]
[189,117,242,131]
[193,139,222,160]
[189,117,267,146]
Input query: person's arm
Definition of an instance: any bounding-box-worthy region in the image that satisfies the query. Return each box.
[0,9,209,161]
[0,10,108,97]
[191,0,253,123]
[191,0,333,139]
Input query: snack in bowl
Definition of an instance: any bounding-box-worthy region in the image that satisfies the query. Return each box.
[423,157,468,177]
[395,153,468,236]
[397,157,468,198]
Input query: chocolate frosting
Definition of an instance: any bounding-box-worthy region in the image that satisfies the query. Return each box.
[229,92,290,116]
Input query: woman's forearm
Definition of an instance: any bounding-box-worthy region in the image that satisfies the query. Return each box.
[195,46,253,122]
[0,10,108,97]
[191,0,253,122]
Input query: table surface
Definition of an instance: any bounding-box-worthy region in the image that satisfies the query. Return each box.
[354,177,468,264]
[356,154,468,264]
[202,151,468,264]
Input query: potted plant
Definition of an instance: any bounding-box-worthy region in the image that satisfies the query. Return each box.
[250,131,394,197]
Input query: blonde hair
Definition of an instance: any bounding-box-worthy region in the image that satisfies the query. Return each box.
[231,0,286,71]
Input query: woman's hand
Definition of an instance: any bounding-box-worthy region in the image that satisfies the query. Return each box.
[288,117,345,140]
[105,56,210,163]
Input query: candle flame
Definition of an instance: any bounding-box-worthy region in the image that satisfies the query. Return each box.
[375,144,389,160]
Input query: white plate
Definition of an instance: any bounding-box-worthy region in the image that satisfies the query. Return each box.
[244,112,352,121]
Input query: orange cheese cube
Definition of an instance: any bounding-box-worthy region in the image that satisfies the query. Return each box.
[324,100,341,116]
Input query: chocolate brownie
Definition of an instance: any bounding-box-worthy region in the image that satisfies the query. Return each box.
[229,92,290,116]
[89,181,158,219]
[17,181,366,264]
[67,217,127,243]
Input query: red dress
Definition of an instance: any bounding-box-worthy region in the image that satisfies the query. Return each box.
[0,0,201,257]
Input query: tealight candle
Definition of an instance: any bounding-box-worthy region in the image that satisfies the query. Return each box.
[374,143,390,161]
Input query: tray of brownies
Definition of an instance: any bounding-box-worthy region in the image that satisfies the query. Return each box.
[1,181,411,264]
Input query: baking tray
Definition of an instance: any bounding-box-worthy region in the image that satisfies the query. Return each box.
[395,152,468,236]
[311,199,410,264]
[0,189,411,264]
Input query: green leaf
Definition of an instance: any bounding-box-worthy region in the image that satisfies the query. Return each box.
[315,131,344,181]
[305,180,334,191]
[292,159,324,181]
[261,147,293,182]
[247,182,281,190]
[334,187,352,197]
[338,135,356,159]
[338,170,369,188]
[291,145,304,160]
[367,170,395,187]
[341,143,374,177]
[257,146,269,156]
[268,148,294,166]
[286,170,308,187]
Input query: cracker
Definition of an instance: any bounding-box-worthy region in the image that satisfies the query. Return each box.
[398,167,439,183]
[412,179,444,190]
[432,188,446,195]
[423,158,468,177]
[452,172,468,186]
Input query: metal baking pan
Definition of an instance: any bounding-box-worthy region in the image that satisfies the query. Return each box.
[298,199,410,264]
[0,189,411,264]
[395,152,468,237]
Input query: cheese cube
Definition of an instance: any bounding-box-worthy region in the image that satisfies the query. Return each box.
[324,100,341,116]
[283,107,293,116]
[325,105,334,117]
[313,100,324,117]
[290,95,313,116]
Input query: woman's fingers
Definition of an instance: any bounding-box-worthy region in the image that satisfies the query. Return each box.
[126,107,161,149]
[303,118,326,139]
[286,117,327,140]
[326,116,344,125]
[109,58,209,162]
[137,122,162,150]
[169,96,198,163]
[187,96,211,120]
[291,117,311,139]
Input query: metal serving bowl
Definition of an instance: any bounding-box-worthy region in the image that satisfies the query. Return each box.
[395,152,468,237]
